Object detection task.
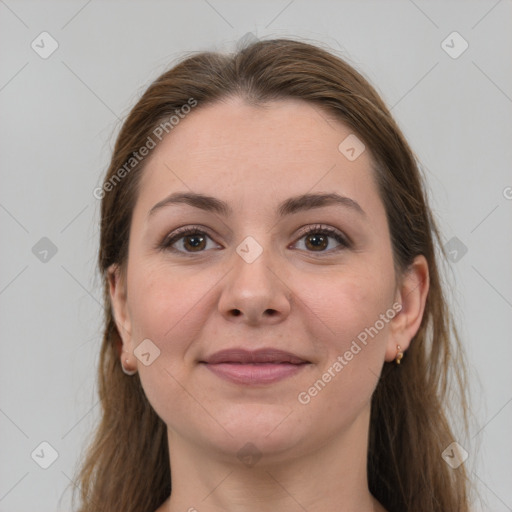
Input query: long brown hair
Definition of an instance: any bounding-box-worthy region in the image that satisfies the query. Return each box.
[73,37,472,512]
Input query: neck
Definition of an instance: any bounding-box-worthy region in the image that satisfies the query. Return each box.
[160,405,385,512]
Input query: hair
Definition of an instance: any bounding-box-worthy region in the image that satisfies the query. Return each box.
[73,37,472,512]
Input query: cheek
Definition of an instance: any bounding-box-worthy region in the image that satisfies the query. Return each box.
[125,261,219,405]
[125,265,205,428]
[303,269,394,404]
[317,266,393,343]
[126,261,207,345]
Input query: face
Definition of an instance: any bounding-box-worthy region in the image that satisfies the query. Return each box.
[110,97,427,464]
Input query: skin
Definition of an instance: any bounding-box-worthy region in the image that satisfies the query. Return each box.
[109,97,429,512]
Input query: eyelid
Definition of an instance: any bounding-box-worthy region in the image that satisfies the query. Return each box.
[294,224,351,247]
[158,224,215,250]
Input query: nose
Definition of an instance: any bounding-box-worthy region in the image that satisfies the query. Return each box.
[218,246,292,326]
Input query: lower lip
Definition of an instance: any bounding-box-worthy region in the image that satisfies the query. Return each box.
[202,362,307,385]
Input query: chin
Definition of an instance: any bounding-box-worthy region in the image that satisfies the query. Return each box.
[197,402,312,462]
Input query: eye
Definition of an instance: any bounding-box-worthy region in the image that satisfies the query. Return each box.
[158,226,220,254]
[158,224,350,255]
[293,224,350,253]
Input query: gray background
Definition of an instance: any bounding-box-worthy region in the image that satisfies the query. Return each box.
[1,1,511,510]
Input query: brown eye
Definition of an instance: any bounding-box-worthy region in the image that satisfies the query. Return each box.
[160,227,219,254]
[305,232,329,251]
[294,225,349,254]
[181,233,207,252]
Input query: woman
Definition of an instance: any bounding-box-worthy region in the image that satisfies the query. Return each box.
[75,38,472,511]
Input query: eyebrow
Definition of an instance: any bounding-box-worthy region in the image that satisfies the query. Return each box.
[148,191,366,219]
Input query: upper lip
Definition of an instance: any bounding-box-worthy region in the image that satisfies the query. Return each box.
[201,348,309,365]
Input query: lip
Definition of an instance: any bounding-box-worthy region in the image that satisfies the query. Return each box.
[200,348,310,385]
[202,348,309,365]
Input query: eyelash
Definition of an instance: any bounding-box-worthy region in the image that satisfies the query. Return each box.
[158,224,351,256]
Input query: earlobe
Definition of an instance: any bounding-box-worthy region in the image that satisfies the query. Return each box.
[385,255,430,363]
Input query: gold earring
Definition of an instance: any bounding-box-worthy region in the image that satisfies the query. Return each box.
[395,345,404,365]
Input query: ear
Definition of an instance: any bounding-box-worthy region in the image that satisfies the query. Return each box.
[107,263,134,356]
[385,255,430,362]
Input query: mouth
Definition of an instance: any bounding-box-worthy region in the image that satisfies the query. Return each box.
[199,348,310,385]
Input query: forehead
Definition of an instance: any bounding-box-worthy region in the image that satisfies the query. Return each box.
[146,97,363,166]
[135,97,382,221]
